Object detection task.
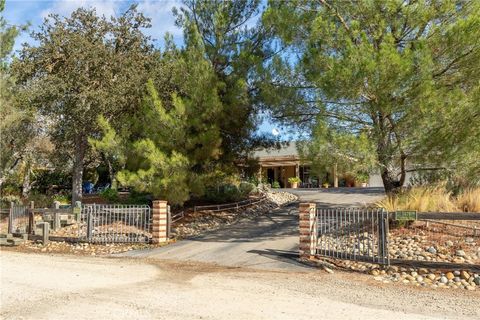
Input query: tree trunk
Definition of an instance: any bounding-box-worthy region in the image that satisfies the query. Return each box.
[379,155,407,194]
[72,135,87,206]
[106,158,116,189]
[22,167,31,198]
[333,162,338,188]
[380,170,402,194]
[376,115,406,194]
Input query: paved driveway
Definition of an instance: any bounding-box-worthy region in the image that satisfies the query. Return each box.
[124,188,385,270]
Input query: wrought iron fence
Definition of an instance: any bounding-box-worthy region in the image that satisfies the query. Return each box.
[316,207,389,265]
[9,205,30,234]
[312,206,479,270]
[79,204,152,243]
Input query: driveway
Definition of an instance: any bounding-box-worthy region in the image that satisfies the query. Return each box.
[124,188,385,270]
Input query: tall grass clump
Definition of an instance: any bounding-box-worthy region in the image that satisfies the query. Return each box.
[376,185,459,212]
[456,188,480,212]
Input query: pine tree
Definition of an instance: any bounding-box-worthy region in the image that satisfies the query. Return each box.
[174,0,274,163]
[91,31,224,205]
[264,0,480,192]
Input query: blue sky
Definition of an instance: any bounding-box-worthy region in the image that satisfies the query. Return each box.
[5,0,184,51]
[4,0,285,138]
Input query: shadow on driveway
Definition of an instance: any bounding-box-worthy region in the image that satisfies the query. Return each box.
[246,248,315,269]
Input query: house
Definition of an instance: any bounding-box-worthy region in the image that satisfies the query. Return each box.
[245,142,338,188]
[245,141,394,188]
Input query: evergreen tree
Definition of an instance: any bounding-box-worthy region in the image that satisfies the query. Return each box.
[264,0,480,193]
[174,0,274,163]
[0,0,33,190]
[91,32,223,205]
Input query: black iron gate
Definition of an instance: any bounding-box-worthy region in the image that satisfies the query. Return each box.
[79,204,152,243]
[316,207,389,265]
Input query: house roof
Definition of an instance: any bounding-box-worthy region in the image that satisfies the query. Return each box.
[252,141,300,160]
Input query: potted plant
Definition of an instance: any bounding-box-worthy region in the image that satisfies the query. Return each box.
[356,172,369,187]
[322,181,330,188]
[272,181,281,189]
[288,177,301,188]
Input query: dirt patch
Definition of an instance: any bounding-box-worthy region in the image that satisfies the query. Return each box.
[2,251,478,320]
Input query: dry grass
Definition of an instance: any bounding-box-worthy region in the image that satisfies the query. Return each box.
[456,187,480,212]
[376,185,480,213]
[375,196,399,212]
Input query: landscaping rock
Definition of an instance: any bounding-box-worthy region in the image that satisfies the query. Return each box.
[427,247,437,254]
[460,271,470,280]
[474,277,480,286]
[324,267,334,274]
[456,250,466,257]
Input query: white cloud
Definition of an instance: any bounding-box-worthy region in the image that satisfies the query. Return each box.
[137,0,183,41]
[40,0,121,19]
[37,0,183,47]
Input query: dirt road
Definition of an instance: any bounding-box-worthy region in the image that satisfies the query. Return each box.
[1,252,478,320]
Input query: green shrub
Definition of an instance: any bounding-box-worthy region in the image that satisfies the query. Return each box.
[1,184,20,196]
[27,193,53,208]
[0,194,21,207]
[122,191,150,205]
[52,193,71,205]
[204,183,243,203]
[239,182,255,195]
[32,169,71,193]
[100,188,119,202]
[355,172,369,183]
[272,181,280,188]
[288,177,301,184]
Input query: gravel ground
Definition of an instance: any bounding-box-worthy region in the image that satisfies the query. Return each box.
[1,251,478,320]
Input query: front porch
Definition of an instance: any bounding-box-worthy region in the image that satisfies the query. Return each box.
[258,161,339,188]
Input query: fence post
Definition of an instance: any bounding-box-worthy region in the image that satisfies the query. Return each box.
[41,222,50,245]
[74,201,82,223]
[8,202,13,234]
[152,200,168,243]
[299,202,317,259]
[28,201,35,235]
[377,210,389,264]
[53,201,60,231]
[87,209,93,240]
[167,205,171,239]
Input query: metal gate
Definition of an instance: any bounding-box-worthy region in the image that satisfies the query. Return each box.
[8,205,30,234]
[316,207,389,264]
[79,204,152,243]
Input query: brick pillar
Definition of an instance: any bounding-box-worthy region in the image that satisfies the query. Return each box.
[152,200,168,243]
[299,202,317,259]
